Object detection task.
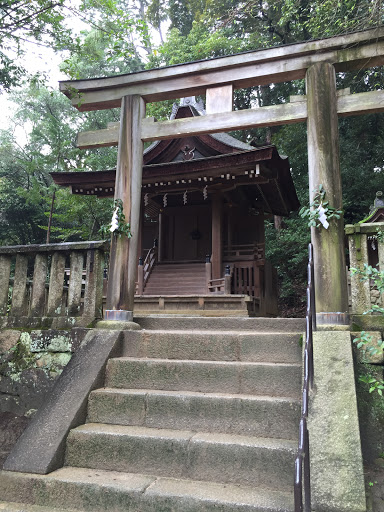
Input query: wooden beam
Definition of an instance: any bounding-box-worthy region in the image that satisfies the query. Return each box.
[60,28,384,111]
[206,85,233,114]
[77,122,119,149]
[141,101,307,141]
[337,89,384,117]
[76,88,384,147]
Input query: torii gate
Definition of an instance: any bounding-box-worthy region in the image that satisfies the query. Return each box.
[60,27,384,325]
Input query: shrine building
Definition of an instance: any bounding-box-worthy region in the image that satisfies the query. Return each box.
[52,97,299,316]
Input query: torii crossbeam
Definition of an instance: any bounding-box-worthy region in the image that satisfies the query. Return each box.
[60,27,384,325]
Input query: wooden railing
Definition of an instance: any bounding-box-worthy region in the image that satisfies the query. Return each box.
[208,264,232,294]
[223,243,265,264]
[232,263,262,298]
[0,241,108,328]
[137,240,158,295]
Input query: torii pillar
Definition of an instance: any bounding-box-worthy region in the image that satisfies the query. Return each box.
[306,62,349,326]
[105,95,145,322]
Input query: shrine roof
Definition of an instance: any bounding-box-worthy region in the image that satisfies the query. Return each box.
[51,98,299,216]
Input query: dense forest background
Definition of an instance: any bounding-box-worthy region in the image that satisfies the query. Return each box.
[0,0,383,314]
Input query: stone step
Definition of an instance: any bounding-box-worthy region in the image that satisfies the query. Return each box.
[64,424,296,491]
[105,358,302,398]
[87,388,300,440]
[121,330,302,363]
[134,315,306,332]
[0,502,81,512]
[0,468,294,512]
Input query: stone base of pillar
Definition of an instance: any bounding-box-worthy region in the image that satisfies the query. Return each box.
[316,312,350,328]
[104,309,134,322]
[96,320,141,330]
[100,310,142,330]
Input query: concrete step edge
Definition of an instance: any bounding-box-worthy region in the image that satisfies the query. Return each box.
[139,329,303,336]
[86,388,300,440]
[108,357,302,367]
[0,468,294,512]
[0,502,82,512]
[69,423,297,451]
[134,317,306,332]
[90,387,301,403]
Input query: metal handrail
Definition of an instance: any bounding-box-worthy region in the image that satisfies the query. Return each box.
[143,242,158,286]
[294,243,315,512]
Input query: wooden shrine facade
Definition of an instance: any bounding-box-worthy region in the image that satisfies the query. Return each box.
[59,27,384,324]
[52,99,299,315]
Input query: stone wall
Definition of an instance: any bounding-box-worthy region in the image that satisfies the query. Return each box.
[351,330,384,465]
[0,328,88,466]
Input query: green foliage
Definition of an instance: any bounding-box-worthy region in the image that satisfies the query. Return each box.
[351,264,384,396]
[299,184,343,228]
[359,374,384,396]
[0,0,73,90]
[265,214,310,315]
[354,331,384,357]
[351,264,384,295]
[0,81,119,244]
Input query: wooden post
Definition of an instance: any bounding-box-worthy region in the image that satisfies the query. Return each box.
[206,85,233,114]
[105,94,145,321]
[306,62,349,325]
[224,265,231,294]
[211,193,223,280]
[205,255,212,293]
[137,258,144,295]
[30,253,48,317]
[158,212,163,263]
[138,200,144,262]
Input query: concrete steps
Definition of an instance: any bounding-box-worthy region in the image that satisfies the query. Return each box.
[105,357,301,397]
[120,329,303,362]
[0,467,294,511]
[0,317,303,511]
[87,388,300,439]
[65,423,296,491]
[134,316,306,331]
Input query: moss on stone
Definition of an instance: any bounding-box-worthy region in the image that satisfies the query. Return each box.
[355,362,384,463]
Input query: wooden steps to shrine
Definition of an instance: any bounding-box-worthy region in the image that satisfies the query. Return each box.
[0,317,305,512]
[143,262,206,295]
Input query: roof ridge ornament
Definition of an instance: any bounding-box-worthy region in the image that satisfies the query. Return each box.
[170,97,206,119]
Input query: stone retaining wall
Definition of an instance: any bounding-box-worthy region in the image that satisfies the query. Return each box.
[0,328,88,466]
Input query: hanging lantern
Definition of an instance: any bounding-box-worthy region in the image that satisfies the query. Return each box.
[183,191,188,205]
[163,193,168,208]
[203,185,208,200]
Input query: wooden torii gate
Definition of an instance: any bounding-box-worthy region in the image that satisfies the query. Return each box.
[60,27,384,325]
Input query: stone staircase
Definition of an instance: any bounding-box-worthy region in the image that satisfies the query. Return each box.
[0,317,305,512]
[143,262,206,295]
